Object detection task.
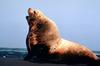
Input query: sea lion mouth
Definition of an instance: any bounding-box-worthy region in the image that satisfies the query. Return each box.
[26,16,35,22]
[26,16,29,20]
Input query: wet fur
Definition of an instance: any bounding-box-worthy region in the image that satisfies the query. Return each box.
[24,8,100,65]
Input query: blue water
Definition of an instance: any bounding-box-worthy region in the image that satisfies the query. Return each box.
[0,48,100,59]
[0,48,27,59]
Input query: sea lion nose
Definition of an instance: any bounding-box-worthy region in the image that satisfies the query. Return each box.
[28,8,34,17]
[28,8,37,17]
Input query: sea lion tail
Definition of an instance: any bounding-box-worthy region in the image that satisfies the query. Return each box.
[97,58,100,64]
[88,56,100,66]
[94,57,100,66]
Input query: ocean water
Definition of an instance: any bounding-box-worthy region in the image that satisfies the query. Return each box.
[0,48,100,59]
[0,48,27,59]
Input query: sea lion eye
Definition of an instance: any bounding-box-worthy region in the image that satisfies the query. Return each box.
[33,11,37,14]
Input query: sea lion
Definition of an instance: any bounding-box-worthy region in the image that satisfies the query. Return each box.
[24,8,100,65]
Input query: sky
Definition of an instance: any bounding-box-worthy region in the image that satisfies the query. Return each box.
[0,0,100,51]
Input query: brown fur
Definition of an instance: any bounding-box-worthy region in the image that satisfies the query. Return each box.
[24,8,100,64]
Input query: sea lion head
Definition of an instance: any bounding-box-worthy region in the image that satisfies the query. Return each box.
[26,8,52,33]
[26,8,44,20]
[26,8,61,50]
